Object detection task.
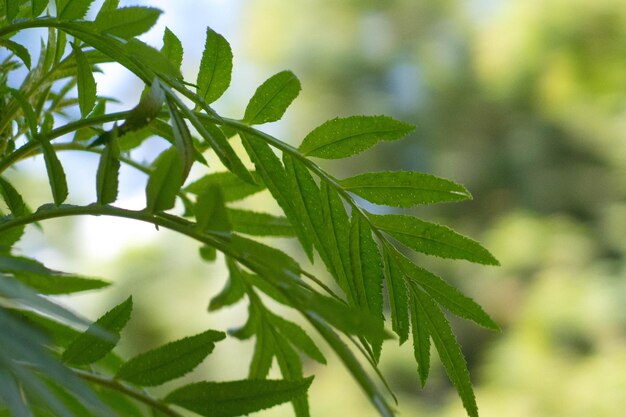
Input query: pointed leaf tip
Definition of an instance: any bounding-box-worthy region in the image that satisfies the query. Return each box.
[197,27,233,104]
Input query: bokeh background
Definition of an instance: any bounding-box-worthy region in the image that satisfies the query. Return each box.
[8,0,626,415]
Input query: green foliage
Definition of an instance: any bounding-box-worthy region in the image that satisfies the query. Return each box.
[0,2,498,417]
[164,377,314,417]
[298,115,414,159]
[116,330,226,386]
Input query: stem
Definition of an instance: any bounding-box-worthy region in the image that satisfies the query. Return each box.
[72,368,184,417]
[0,111,131,174]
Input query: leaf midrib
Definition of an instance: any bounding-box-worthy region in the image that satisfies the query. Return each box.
[302,127,407,156]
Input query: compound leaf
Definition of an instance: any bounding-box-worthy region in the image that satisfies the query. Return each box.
[197,27,232,104]
[164,377,313,417]
[243,71,300,125]
[62,297,133,365]
[299,116,414,159]
[340,171,471,207]
[116,330,225,386]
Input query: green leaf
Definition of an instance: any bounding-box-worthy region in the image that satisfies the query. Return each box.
[340,171,471,207]
[288,284,388,342]
[197,27,232,104]
[349,214,384,359]
[74,100,105,142]
[413,287,478,417]
[281,154,328,262]
[0,39,31,69]
[7,88,37,137]
[0,368,29,417]
[164,93,194,182]
[195,185,230,233]
[96,0,118,17]
[271,332,309,417]
[89,79,165,148]
[249,323,273,379]
[39,138,69,206]
[164,377,313,417]
[32,0,48,17]
[409,286,431,387]
[0,275,89,328]
[95,7,162,39]
[382,246,409,343]
[0,223,24,254]
[185,171,264,202]
[208,257,247,311]
[167,95,254,184]
[62,296,133,365]
[145,147,183,213]
[56,0,94,20]
[227,209,294,237]
[71,43,96,118]
[228,234,300,278]
[199,244,217,262]
[243,71,301,125]
[0,255,110,295]
[116,330,225,386]
[319,182,353,302]
[306,316,394,417]
[0,176,27,217]
[240,133,314,259]
[4,0,19,20]
[269,314,326,364]
[95,131,120,205]
[299,116,414,159]
[371,214,500,265]
[391,248,499,330]
[161,27,183,70]
[124,38,182,80]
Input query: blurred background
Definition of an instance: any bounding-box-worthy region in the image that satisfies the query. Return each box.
[9,0,626,415]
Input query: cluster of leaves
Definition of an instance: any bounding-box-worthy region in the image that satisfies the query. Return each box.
[0,1,499,417]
